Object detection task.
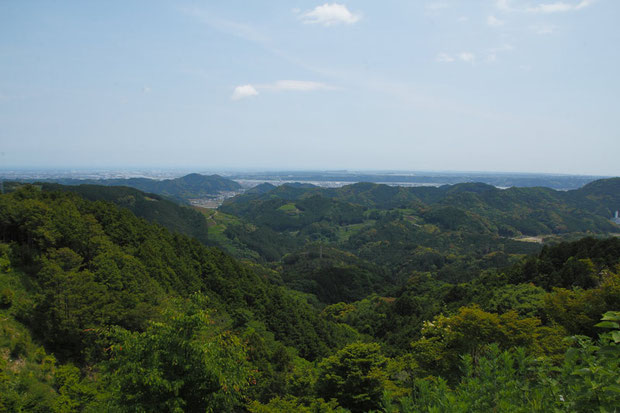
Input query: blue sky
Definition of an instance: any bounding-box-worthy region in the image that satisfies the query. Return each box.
[1,0,619,175]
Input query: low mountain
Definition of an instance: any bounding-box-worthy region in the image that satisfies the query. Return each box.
[245,182,277,194]
[0,185,349,361]
[39,183,211,244]
[568,177,620,217]
[142,173,242,201]
[18,173,242,204]
[218,179,618,285]
[223,180,618,237]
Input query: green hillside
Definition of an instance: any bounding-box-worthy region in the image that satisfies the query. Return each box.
[218,180,618,288]
[39,183,212,244]
[1,182,619,411]
[223,180,618,234]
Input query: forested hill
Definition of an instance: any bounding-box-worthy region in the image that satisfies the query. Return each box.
[567,177,620,215]
[222,178,620,234]
[0,185,348,358]
[228,177,620,212]
[38,183,212,244]
[1,184,619,411]
[212,178,619,297]
[0,184,359,410]
[12,173,242,204]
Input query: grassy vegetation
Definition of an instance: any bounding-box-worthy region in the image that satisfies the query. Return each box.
[277,203,301,215]
[193,207,261,260]
[333,220,376,243]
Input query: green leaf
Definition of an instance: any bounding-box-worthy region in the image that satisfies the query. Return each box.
[595,321,619,329]
[600,312,620,322]
[597,345,618,355]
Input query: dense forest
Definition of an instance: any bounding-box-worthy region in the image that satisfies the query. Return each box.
[0,180,619,412]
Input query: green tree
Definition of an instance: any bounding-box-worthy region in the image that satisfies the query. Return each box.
[316,342,388,412]
[247,396,347,413]
[106,296,251,413]
[403,311,620,412]
[410,305,551,379]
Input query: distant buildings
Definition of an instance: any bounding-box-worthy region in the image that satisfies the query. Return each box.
[613,210,620,225]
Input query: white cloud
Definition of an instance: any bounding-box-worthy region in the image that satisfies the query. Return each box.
[496,0,595,13]
[436,53,455,63]
[299,3,361,26]
[496,0,512,11]
[438,45,512,65]
[458,52,476,63]
[436,52,476,64]
[487,15,504,26]
[265,80,334,92]
[458,16,469,22]
[526,0,593,13]
[231,84,259,100]
[232,81,335,100]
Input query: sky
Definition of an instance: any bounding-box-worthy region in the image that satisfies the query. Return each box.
[1,0,619,175]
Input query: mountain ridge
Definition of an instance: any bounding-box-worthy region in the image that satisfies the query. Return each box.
[6,173,242,204]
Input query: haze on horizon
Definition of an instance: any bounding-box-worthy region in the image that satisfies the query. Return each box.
[1,1,619,176]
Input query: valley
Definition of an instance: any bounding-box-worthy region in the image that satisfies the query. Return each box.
[1,174,619,411]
